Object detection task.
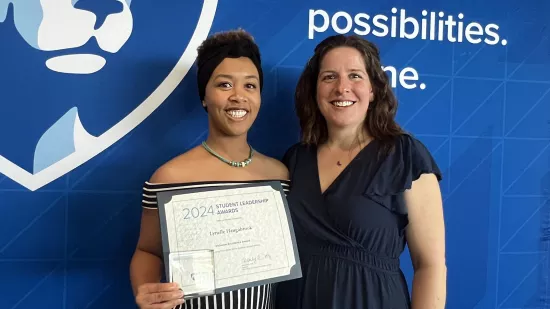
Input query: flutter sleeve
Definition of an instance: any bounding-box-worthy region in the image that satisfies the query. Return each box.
[362,133,442,215]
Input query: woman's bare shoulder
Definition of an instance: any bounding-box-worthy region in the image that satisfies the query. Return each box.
[149,146,206,183]
[253,152,289,180]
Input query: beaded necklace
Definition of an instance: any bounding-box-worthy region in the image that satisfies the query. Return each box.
[201,141,254,167]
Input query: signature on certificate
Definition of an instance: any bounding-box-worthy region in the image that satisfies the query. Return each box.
[242,253,273,266]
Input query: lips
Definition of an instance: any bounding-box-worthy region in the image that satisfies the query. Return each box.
[330,100,356,107]
[225,107,249,119]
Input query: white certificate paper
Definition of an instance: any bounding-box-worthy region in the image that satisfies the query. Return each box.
[156,181,302,298]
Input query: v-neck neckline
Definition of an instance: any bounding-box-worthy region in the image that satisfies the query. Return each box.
[313,140,376,196]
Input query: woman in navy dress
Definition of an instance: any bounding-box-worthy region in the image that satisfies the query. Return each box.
[275,34,447,309]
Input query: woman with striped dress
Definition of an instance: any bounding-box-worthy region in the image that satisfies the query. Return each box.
[129,29,290,309]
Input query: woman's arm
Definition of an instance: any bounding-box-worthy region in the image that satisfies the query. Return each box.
[129,208,164,294]
[130,208,185,309]
[405,173,447,309]
[129,166,185,309]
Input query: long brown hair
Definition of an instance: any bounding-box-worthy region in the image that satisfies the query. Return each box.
[294,34,404,155]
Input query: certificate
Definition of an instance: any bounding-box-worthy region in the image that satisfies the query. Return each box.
[156,181,302,299]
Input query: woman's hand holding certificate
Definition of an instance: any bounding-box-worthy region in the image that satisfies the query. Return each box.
[156,181,302,299]
[134,282,185,309]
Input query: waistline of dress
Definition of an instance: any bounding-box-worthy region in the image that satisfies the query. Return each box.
[302,243,401,273]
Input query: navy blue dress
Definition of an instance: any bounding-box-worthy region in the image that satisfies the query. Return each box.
[274,133,442,309]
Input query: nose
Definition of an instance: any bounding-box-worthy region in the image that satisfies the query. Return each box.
[335,78,351,95]
[74,0,124,30]
[229,88,248,103]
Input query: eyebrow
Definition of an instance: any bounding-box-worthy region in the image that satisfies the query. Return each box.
[320,69,366,74]
[214,74,259,81]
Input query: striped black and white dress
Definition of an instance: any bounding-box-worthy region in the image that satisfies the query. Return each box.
[142,179,291,309]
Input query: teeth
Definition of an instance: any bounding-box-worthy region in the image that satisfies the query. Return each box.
[332,101,354,107]
[227,109,247,118]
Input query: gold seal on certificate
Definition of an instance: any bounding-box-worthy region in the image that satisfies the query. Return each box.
[156,181,302,299]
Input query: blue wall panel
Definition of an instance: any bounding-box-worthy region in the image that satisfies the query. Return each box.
[0,0,548,308]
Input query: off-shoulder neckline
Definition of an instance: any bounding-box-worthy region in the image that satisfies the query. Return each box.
[144,179,291,187]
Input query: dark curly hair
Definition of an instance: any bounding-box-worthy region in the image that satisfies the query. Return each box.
[196,29,263,106]
[295,34,404,155]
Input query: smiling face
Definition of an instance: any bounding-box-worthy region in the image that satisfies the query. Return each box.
[203,57,261,137]
[316,46,374,131]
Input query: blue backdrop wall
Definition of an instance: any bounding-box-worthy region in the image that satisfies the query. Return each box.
[1,0,549,308]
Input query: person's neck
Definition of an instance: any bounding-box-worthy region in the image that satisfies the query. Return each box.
[203,132,251,162]
[325,124,370,151]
